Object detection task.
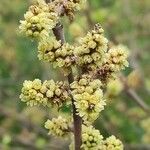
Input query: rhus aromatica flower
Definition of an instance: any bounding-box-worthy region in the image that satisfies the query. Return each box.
[45,116,71,137]
[74,24,108,71]
[71,75,106,123]
[96,45,129,84]
[69,125,103,150]
[19,0,127,148]
[81,125,103,150]
[51,0,86,20]
[19,0,58,40]
[38,37,75,74]
[20,79,71,107]
[101,135,124,150]
[105,45,129,72]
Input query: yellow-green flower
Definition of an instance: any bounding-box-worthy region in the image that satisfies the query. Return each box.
[20,79,71,107]
[19,0,58,40]
[52,0,86,20]
[74,24,108,71]
[71,75,106,123]
[45,116,71,137]
[81,125,103,150]
[101,135,123,150]
[95,45,129,84]
[69,125,103,150]
[38,37,75,73]
[105,45,129,72]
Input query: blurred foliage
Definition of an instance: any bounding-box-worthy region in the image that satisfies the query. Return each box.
[0,0,150,149]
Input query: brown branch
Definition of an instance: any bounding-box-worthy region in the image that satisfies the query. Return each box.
[52,23,66,44]
[44,0,82,149]
[52,20,82,150]
[120,75,150,114]
[125,89,150,114]
[68,72,82,150]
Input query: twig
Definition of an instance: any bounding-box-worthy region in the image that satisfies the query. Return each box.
[68,72,82,150]
[52,23,66,44]
[44,0,82,149]
[120,75,150,114]
[52,22,82,150]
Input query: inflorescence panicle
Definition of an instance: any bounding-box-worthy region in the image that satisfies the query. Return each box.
[71,74,106,123]
[20,79,71,107]
[19,0,58,40]
[101,135,124,150]
[38,37,75,74]
[19,0,128,149]
[45,116,71,137]
[75,24,108,71]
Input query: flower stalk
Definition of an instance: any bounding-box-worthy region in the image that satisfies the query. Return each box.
[19,0,129,149]
[68,72,82,150]
[53,21,82,150]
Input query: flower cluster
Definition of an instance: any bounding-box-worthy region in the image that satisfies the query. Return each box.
[63,0,86,20]
[45,116,71,137]
[19,0,127,149]
[51,0,86,20]
[20,79,71,107]
[105,45,129,72]
[81,125,103,150]
[96,45,129,83]
[19,0,58,40]
[75,24,108,71]
[69,125,103,150]
[38,37,75,71]
[71,74,106,123]
[101,135,124,150]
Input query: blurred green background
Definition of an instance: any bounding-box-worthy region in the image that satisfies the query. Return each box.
[0,0,150,149]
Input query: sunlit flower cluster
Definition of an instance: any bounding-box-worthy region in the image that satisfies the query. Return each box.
[71,74,106,123]
[101,135,124,150]
[45,116,71,137]
[51,0,86,20]
[96,45,129,83]
[104,45,129,72]
[63,0,86,19]
[38,37,75,70]
[69,125,103,150]
[20,79,71,107]
[69,126,124,150]
[75,24,108,71]
[81,125,103,150]
[19,0,127,149]
[19,0,58,40]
